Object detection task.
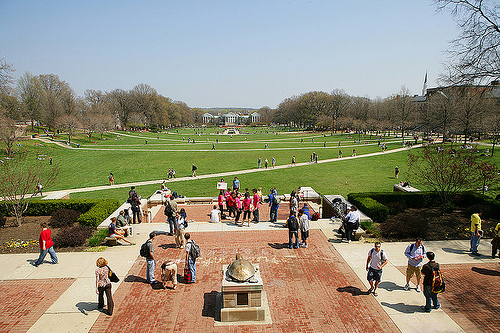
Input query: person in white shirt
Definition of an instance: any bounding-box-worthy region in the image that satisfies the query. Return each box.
[344,206,360,243]
[366,242,388,296]
[209,205,221,223]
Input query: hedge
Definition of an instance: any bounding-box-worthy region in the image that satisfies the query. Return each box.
[348,194,388,223]
[0,199,120,228]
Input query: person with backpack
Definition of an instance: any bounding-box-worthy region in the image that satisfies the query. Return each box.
[404,238,426,292]
[130,193,142,224]
[184,233,199,283]
[175,211,187,248]
[286,211,300,249]
[366,242,388,296]
[420,252,441,312]
[269,188,280,223]
[141,232,157,284]
[298,209,310,248]
[344,206,360,243]
[164,196,177,236]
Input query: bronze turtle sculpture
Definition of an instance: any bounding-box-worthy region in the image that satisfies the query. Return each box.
[226,253,258,283]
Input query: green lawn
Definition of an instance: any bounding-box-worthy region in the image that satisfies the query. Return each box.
[10,127,500,201]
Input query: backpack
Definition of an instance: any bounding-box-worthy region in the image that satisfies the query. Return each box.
[431,266,446,293]
[311,212,319,221]
[272,195,280,205]
[164,201,173,216]
[140,240,151,257]
[189,240,201,259]
[370,248,386,264]
[288,216,299,230]
[409,243,426,254]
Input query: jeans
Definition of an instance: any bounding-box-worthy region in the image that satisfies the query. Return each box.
[35,246,58,266]
[253,208,259,223]
[188,258,196,283]
[289,230,299,248]
[270,208,278,222]
[423,285,440,311]
[132,208,141,224]
[168,216,176,234]
[98,284,114,315]
[470,233,481,253]
[345,222,356,242]
[146,259,156,283]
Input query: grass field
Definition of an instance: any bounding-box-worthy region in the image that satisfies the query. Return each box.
[11,127,500,201]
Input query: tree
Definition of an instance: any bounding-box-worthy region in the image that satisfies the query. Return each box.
[408,146,479,211]
[386,87,416,143]
[435,0,500,83]
[327,89,351,133]
[0,116,21,156]
[476,161,499,194]
[56,115,80,143]
[0,151,59,226]
[17,72,46,131]
[0,58,15,95]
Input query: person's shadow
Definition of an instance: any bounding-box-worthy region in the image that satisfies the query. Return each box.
[337,286,370,296]
[380,302,422,313]
[472,266,500,276]
[75,302,99,315]
[268,242,289,249]
[124,275,148,283]
[377,281,405,292]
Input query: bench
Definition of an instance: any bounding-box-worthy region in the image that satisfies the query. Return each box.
[393,184,420,192]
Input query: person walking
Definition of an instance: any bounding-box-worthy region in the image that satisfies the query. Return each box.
[395,166,400,179]
[108,173,114,185]
[145,232,156,284]
[492,221,500,258]
[404,238,426,291]
[192,163,197,177]
[470,210,483,256]
[95,257,114,315]
[264,158,268,168]
[258,158,261,168]
[272,157,276,168]
[298,209,310,248]
[286,211,299,249]
[366,242,388,296]
[344,206,360,243]
[421,252,441,312]
[185,233,197,283]
[33,222,58,266]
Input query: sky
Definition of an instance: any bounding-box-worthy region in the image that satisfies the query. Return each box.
[0,0,459,108]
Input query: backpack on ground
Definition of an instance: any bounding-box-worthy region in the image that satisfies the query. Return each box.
[189,240,201,259]
[311,212,319,221]
[431,267,445,293]
[140,240,150,257]
[288,216,299,230]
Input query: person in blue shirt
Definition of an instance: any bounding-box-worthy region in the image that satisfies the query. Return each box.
[232,177,240,191]
[269,188,279,223]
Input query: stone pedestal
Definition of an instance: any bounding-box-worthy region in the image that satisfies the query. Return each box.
[221,264,265,322]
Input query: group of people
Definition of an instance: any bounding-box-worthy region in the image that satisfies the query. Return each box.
[216,179,262,226]
[257,157,275,168]
[365,238,442,312]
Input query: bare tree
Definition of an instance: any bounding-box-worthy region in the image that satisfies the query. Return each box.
[435,0,500,83]
[0,151,59,226]
[386,87,416,143]
[0,116,22,156]
[476,161,499,194]
[0,58,15,95]
[17,72,46,131]
[56,115,80,143]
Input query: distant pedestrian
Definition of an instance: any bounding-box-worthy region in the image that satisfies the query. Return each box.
[286,211,299,249]
[352,149,356,156]
[272,157,276,168]
[33,222,58,266]
[404,238,426,292]
[108,173,114,185]
[492,221,500,258]
[338,150,342,158]
[233,177,240,191]
[212,143,215,150]
[95,257,114,315]
[421,252,441,312]
[291,155,296,166]
[252,188,260,223]
[470,210,483,256]
[35,181,43,196]
[258,158,261,168]
[264,158,268,168]
[144,232,156,284]
[49,156,52,165]
[298,209,310,248]
[324,142,326,147]
[192,163,197,177]
[395,166,400,179]
[366,242,388,297]
[269,188,279,223]
[185,233,197,283]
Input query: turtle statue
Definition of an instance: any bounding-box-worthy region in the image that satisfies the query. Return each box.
[226,253,258,283]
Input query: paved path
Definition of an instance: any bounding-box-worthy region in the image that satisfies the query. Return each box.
[1,213,498,332]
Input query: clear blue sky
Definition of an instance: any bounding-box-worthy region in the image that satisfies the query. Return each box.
[0,0,458,108]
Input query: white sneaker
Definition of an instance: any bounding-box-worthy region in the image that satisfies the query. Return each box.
[348,240,351,243]
[404,283,410,291]
[416,285,421,292]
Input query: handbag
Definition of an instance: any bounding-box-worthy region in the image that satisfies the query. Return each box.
[184,267,192,283]
[107,266,120,283]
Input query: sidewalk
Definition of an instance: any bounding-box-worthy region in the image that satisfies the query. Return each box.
[1,217,498,332]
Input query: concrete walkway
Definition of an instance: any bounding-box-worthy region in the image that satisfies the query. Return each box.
[1,215,497,332]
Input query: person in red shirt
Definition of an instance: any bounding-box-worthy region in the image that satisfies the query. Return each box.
[252,188,260,223]
[33,222,58,267]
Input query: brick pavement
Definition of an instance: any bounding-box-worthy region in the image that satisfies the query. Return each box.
[396,262,500,333]
[89,230,397,332]
[0,278,75,333]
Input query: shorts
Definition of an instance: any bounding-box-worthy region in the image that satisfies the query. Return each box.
[301,230,309,240]
[406,264,422,280]
[367,267,382,282]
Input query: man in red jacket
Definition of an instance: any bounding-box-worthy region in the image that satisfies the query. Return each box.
[33,222,58,267]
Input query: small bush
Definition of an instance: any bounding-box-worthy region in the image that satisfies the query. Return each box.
[87,229,109,247]
[53,225,94,248]
[349,196,388,223]
[386,202,406,215]
[0,214,5,227]
[49,209,80,228]
[77,199,120,228]
[464,204,492,219]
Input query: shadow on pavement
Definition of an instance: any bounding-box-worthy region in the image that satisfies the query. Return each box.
[158,243,177,249]
[471,266,500,276]
[378,281,405,292]
[75,301,98,315]
[124,274,148,284]
[151,281,165,290]
[442,247,467,254]
[337,286,370,296]
[202,291,219,318]
[268,242,289,249]
[380,302,422,313]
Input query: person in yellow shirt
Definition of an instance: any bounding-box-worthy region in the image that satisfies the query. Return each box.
[470,210,483,256]
[492,222,500,259]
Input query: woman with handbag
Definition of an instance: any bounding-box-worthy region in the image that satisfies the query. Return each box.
[95,257,114,315]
